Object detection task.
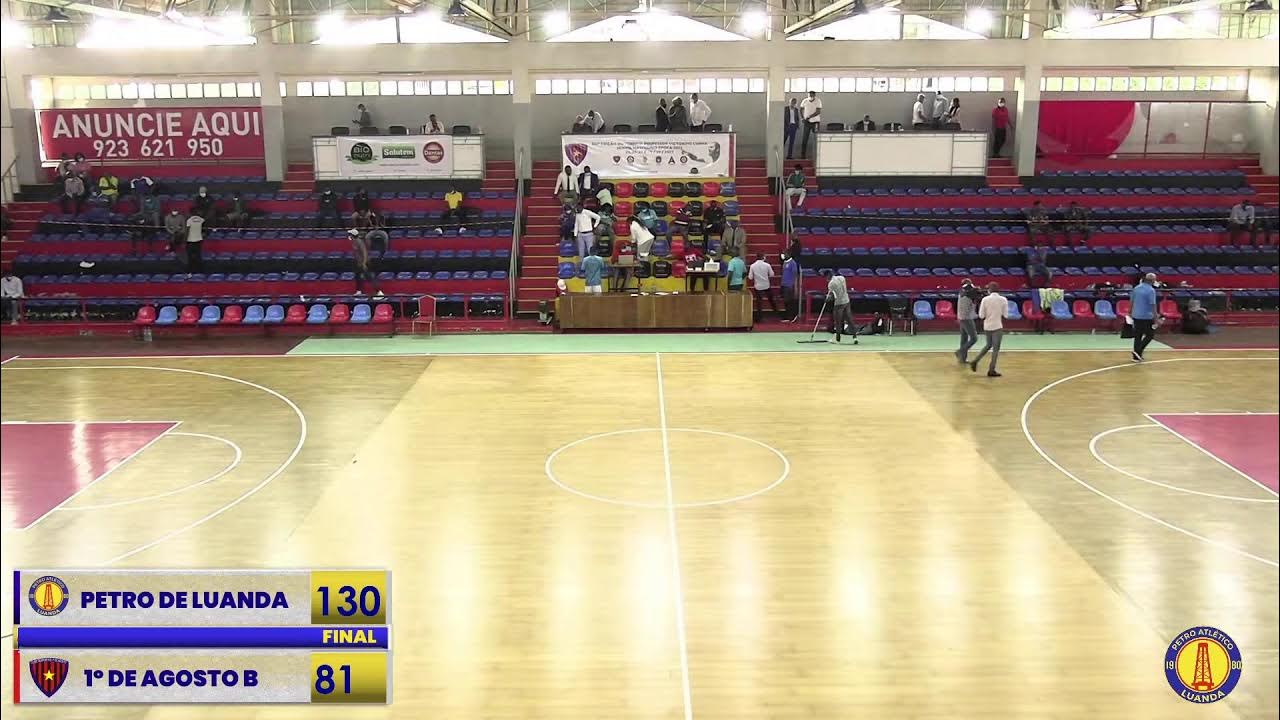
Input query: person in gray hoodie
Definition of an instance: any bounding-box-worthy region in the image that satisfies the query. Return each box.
[163,209,187,252]
[955,278,980,363]
[827,273,857,344]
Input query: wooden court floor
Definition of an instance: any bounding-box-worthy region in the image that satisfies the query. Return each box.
[1,349,1277,720]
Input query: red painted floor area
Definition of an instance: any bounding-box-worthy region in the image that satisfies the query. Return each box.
[0,421,176,528]
[1148,413,1280,494]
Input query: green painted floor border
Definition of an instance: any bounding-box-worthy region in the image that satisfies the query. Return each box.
[289,331,1173,356]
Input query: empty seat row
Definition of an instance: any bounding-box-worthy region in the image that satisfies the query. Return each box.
[139,302,392,326]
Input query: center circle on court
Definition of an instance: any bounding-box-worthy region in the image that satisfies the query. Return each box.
[545,428,790,508]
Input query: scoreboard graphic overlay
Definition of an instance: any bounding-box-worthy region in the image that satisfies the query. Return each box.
[14,570,391,704]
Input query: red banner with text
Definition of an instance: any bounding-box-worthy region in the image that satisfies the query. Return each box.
[38,106,265,163]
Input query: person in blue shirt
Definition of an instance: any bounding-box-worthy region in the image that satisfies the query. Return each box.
[780,253,800,322]
[581,248,607,294]
[1129,272,1159,362]
[726,254,747,291]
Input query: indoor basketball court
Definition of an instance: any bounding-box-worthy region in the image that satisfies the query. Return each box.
[1,344,1276,719]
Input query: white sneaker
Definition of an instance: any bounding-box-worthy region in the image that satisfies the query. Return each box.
[354,291,364,296]
[374,290,385,297]
[827,337,837,344]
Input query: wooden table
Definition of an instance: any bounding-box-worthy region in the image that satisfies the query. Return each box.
[557,292,752,330]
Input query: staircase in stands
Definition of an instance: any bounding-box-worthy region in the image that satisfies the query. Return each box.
[986,156,1021,190]
[1,202,44,274]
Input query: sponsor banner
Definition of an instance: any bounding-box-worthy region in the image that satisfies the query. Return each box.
[561,133,734,178]
[337,136,454,178]
[38,107,264,162]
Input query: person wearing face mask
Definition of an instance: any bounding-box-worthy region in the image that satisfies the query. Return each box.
[164,208,187,252]
[317,189,343,229]
[191,186,217,225]
[991,97,1011,158]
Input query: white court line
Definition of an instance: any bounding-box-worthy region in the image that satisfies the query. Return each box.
[58,432,244,511]
[0,355,20,365]
[19,421,180,530]
[654,352,694,720]
[1147,412,1280,416]
[1088,424,1279,504]
[2,419,182,425]
[2,365,307,565]
[1144,413,1279,498]
[1020,356,1280,568]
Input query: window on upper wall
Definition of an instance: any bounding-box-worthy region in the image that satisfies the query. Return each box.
[379,81,397,96]
[349,81,364,96]
[939,76,955,92]
[90,85,107,100]
[446,80,462,95]
[600,78,616,94]
[1062,77,1079,91]
[313,81,329,97]
[1078,77,1095,91]
[494,79,511,94]
[619,79,635,94]
[1046,77,1063,92]
[204,83,221,98]
[872,77,889,92]
[567,78,585,94]
[731,78,748,93]
[171,84,188,99]
[1229,75,1246,90]
[296,81,313,97]
[123,83,139,99]
[889,77,906,92]
[856,77,872,93]
[398,80,414,96]
[478,80,494,95]
[1178,76,1195,91]
[187,83,203,98]
[1095,76,1111,91]
[1112,76,1129,91]
[669,78,684,93]
[636,78,651,93]
[584,78,601,94]
[717,78,733,93]
[550,78,567,94]
[971,76,987,91]
[106,84,122,99]
[1211,76,1228,91]
[239,82,255,97]
[363,81,380,95]
[154,83,171,99]
[906,77,922,92]
[955,76,971,92]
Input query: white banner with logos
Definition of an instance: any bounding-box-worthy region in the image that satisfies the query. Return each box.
[336,136,454,178]
[561,133,735,179]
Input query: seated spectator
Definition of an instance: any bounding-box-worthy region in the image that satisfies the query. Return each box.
[553,165,577,206]
[70,152,92,179]
[666,205,692,245]
[585,109,605,133]
[668,97,689,132]
[191,186,217,223]
[853,115,877,132]
[55,153,73,181]
[1025,200,1051,244]
[785,164,807,208]
[353,186,372,214]
[425,114,445,135]
[911,94,928,130]
[594,203,618,246]
[225,192,252,230]
[1,270,23,325]
[1228,200,1257,245]
[1025,244,1052,288]
[130,175,155,196]
[127,212,156,255]
[138,192,162,228]
[97,171,120,208]
[1062,201,1090,246]
[366,223,390,254]
[349,228,380,296]
[577,166,601,201]
[636,205,658,231]
[164,208,187,252]
[703,200,726,243]
[317,189,343,228]
[629,214,655,259]
[60,173,86,215]
[441,185,469,226]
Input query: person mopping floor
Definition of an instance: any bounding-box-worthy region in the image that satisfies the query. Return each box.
[827,273,857,345]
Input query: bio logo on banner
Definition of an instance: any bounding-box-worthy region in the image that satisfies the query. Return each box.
[348,143,376,164]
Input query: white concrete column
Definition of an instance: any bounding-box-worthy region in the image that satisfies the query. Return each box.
[765,14,787,178]
[510,40,533,182]
[1247,68,1279,176]
[252,2,287,182]
[1013,0,1046,178]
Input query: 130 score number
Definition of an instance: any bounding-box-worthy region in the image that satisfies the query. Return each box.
[317,585,381,619]
[90,138,226,159]
[309,570,389,624]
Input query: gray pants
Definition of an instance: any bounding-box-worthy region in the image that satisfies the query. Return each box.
[971,329,1003,371]
[957,319,978,360]
[830,302,854,340]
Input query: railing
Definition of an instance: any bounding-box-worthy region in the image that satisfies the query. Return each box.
[2,158,19,205]
[774,144,792,238]
[509,147,525,318]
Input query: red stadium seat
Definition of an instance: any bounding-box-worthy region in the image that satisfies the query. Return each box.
[221,305,245,324]
[372,304,394,323]
[177,306,200,325]
[1072,299,1094,318]
[669,200,686,215]
[673,261,687,278]
[702,181,721,197]
[329,303,351,323]
[670,238,685,257]
[1021,300,1045,320]
[934,299,956,320]
[614,201,632,217]
[285,304,307,324]
[613,220,629,236]
[616,182,633,198]
[1116,299,1132,317]
[134,305,156,325]
[1159,299,1182,322]
[649,182,668,198]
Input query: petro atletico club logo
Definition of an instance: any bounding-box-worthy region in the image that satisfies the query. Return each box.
[1164,626,1243,704]
[29,658,70,698]
[28,576,69,617]
[564,143,588,166]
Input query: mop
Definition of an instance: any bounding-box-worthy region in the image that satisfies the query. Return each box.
[796,299,831,344]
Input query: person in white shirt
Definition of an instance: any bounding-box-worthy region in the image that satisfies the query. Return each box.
[798,91,823,159]
[942,98,961,129]
[912,94,928,129]
[553,165,577,205]
[574,204,601,260]
[689,93,712,132]
[425,114,445,134]
[748,253,778,322]
[585,109,605,133]
[628,214,655,259]
[184,214,206,274]
[932,93,949,128]
[1,271,23,324]
[970,282,1009,377]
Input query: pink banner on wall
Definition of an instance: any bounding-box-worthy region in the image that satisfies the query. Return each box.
[38,107,265,162]
[1037,101,1139,161]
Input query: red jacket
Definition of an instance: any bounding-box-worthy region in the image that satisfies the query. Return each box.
[991,106,1011,129]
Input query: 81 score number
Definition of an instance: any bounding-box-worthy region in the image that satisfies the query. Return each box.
[91,138,226,159]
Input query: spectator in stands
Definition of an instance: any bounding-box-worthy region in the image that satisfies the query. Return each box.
[354,103,372,129]
[1228,200,1257,245]
[955,278,980,364]
[629,214,655,259]
[1,270,21,324]
[721,219,746,260]
[942,98,961,129]
[559,203,576,244]
[441,185,468,227]
[684,243,709,292]
[574,203,601,259]
[689,93,712,132]
[139,192,161,229]
[184,211,205,273]
[656,98,671,132]
[594,203,618,247]
[749,253,778,321]
[703,200,726,245]
[1063,202,1091,245]
[425,114,445,134]
[130,175,155,196]
[60,173,86,215]
[224,192,251,231]
[787,234,803,266]
[667,205,692,246]
[636,204,658,232]
[554,165,577,205]
[668,97,690,132]
[55,153,73,181]
[727,253,747,292]
[317,189,343,228]
[127,212,154,255]
[1130,272,1159,362]
[349,229,378,295]
[1025,200,1051,244]
[785,164,807,208]
[192,186,217,224]
[585,109,606,133]
[912,94,929,130]
[932,92,949,129]
[164,209,186,252]
[781,252,800,322]
[970,282,1008,377]
[367,221,390,254]
[353,187,372,214]
[352,207,375,231]
[799,91,822,159]
[582,247,607,294]
[826,273,854,343]
[1025,244,1052,288]
[783,98,801,159]
[576,166,601,201]
[71,153,92,179]
[96,171,120,208]
[854,114,877,132]
[596,184,614,209]
[991,98,1011,158]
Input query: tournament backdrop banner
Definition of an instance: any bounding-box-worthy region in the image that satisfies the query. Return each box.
[38,107,265,162]
[336,136,454,178]
[561,133,735,178]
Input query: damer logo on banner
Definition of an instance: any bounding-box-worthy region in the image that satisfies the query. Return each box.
[337,137,453,178]
[561,134,735,178]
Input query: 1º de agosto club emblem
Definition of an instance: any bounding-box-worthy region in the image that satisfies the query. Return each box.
[1165,626,1243,703]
